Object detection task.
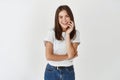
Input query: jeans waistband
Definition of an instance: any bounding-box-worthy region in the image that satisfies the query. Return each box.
[47,63,73,70]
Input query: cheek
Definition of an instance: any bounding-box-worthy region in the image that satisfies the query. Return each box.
[58,20,62,26]
[58,18,60,22]
[66,18,71,22]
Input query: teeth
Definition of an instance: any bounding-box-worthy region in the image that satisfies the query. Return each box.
[62,23,68,25]
[63,24,67,25]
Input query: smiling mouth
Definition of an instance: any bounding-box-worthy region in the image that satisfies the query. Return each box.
[61,22,68,25]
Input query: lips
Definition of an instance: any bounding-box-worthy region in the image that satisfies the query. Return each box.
[61,22,68,25]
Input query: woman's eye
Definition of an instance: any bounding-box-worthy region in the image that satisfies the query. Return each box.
[59,16,63,19]
[66,15,69,17]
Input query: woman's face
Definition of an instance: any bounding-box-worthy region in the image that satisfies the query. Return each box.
[58,10,71,32]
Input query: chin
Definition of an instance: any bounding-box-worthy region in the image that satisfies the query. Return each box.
[62,25,68,29]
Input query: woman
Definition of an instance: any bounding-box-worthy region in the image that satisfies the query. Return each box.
[44,5,80,80]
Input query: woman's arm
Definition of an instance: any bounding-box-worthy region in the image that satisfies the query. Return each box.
[45,41,69,61]
[44,41,79,61]
[66,34,79,59]
[65,21,80,59]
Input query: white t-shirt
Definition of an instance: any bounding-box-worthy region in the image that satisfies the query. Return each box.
[44,29,80,66]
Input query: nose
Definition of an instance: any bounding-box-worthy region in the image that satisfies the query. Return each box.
[63,17,67,22]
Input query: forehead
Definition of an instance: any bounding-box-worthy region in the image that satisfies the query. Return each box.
[58,10,68,16]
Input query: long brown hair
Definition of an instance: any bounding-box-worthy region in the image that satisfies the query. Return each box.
[54,5,76,40]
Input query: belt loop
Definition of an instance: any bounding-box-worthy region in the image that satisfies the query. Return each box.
[57,67,59,70]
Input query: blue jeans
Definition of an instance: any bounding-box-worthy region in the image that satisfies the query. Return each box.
[44,63,75,80]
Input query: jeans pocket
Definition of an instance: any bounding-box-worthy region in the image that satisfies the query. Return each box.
[66,66,74,73]
[45,64,56,72]
[46,67,55,72]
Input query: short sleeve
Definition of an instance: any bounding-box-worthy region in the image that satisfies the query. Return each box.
[72,30,80,44]
[44,29,54,44]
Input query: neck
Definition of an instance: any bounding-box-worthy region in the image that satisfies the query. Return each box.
[62,28,66,32]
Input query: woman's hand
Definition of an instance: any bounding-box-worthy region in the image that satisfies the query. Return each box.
[66,21,74,34]
[67,51,78,59]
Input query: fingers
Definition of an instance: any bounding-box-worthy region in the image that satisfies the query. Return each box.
[68,21,74,28]
[65,21,74,34]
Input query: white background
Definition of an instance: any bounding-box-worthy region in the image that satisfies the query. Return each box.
[0,0,120,80]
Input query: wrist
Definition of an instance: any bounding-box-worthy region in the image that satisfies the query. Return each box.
[66,53,73,60]
[66,33,70,38]
[64,54,69,60]
[66,32,70,35]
